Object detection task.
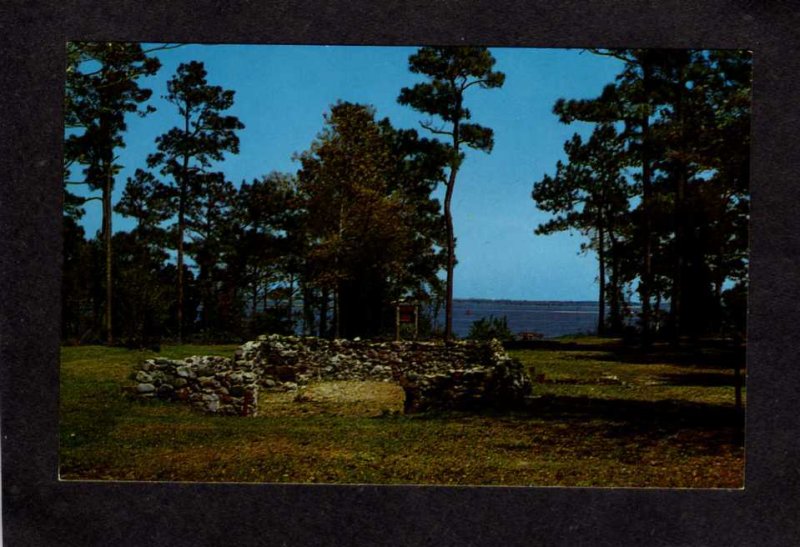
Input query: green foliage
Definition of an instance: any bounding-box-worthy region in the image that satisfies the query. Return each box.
[295,101,448,338]
[116,170,173,228]
[533,124,630,237]
[467,315,514,341]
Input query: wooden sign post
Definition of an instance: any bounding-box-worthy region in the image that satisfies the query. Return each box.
[395,301,419,341]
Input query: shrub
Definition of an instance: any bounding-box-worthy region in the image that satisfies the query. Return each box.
[467,315,514,341]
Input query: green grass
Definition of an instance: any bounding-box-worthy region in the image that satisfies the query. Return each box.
[59,339,745,487]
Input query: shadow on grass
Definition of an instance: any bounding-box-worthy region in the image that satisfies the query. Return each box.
[400,393,744,458]
[505,340,625,352]
[525,394,745,452]
[571,345,745,370]
[656,371,745,387]
[506,338,745,369]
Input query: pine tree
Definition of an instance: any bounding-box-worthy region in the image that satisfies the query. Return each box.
[64,42,161,343]
[533,124,632,335]
[147,61,244,342]
[398,47,505,340]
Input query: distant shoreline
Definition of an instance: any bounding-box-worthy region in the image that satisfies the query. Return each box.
[454,298,595,303]
[453,298,643,306]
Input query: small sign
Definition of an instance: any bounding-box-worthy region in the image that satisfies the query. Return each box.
[395,300,419,340]
[398,304,416,324]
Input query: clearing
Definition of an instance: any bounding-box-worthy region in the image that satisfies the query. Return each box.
[59,338,745,487]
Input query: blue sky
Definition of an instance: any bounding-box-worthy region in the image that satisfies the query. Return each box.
[71,45,625,301]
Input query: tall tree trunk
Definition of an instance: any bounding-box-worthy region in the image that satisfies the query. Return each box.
[287,273,294,330]
[302,282,314,336]
[713,270,724,334]
[176,106,191,344]
[670,65,688,345]
[671,165,687,344]
[335,199,344,339]
[334,283,341,339]
[443,174,456,341]
[177,183,186,344]
[251,271,259,317]
[319,287,329,338]
[201,214,214,333]
[639,57,654,347]
[262,278,268,314]
[103,159,113,345]
[597,225,606,336]
[444,103,461,341]
[199,263,208,331]
[607,231,623,334]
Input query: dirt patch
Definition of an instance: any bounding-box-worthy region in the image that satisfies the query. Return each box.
[260,381,406,417]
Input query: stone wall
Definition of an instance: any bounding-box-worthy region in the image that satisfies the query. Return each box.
[133,335,533,415]
[234,335,533,412]
[134,355,259,416]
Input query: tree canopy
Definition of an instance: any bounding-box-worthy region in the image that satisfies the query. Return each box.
[61,45,749,346]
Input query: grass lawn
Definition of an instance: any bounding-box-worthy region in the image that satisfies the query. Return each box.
[59,338,745,487]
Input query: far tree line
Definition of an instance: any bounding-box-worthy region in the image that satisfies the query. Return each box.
[62,44,749,346]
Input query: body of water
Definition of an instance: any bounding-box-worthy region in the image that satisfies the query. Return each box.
[283,298,615,339]
[439,299,601,339]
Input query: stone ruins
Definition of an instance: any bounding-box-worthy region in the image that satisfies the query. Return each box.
[132,334,533,416]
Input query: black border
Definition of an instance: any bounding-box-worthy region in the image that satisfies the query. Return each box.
[3,1,799,545]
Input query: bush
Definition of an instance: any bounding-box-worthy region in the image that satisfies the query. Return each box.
[467,315,514,341]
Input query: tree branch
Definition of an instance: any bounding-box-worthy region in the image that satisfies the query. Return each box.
[72,44,180,78]
[462,78,494,91]
[142,44,184,54]
[586,49,636,64]
[420,120,453,137]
